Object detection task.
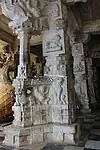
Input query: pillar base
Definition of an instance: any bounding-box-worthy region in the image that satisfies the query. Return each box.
[3,123,81,147]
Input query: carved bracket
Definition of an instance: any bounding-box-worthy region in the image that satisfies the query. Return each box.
[0,0,50,32]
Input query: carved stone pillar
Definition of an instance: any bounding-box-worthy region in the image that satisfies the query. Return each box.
[72,43,91,113]
[85,57,96,107]
[0,0,81,147]
[41,0,80,144]
[12,21,32,127]
[93,67,99,103]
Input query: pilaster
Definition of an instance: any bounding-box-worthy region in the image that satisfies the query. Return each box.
[72,42,91,113]
[85,57,96,106]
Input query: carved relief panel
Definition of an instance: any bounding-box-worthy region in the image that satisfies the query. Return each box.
[43,29,65,56]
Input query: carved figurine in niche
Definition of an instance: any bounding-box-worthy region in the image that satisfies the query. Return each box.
[0,44,15,119]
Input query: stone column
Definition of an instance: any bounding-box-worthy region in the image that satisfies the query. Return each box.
[72,43,91,113]
[86,57,96,107]
[93,67,99,103]
[40,0,80,144]
[3,21,34,147]
[12,21,32,128]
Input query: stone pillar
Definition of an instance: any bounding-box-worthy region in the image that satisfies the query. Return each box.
[93,67,99,103]
[12,21,32,128]
[86,57,96,107]
[3,21,35,147]
[1,0,81,147]
[72,43,91,113]
[40,0,80,144]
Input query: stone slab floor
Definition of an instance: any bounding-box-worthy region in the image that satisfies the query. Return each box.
[0,112,100,150]
[0,144,84,150]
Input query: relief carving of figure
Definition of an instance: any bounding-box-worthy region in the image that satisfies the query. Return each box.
[48,77,67,105]
[46,34,62,52]
[57,78,67,104]
[32,84,50,105]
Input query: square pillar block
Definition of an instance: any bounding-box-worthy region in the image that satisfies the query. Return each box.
[3,76,81,147]
[3,123,81,147]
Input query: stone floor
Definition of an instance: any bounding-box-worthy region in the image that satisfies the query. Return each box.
[84,112,100,150]
[0,144,84,150]
[0,112,100,150]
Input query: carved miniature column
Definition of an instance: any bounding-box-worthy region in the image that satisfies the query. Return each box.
[12,21,32,127]
[18,23,31,78]
[72,43,90,113]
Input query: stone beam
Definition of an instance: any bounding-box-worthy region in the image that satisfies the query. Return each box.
[83,20,100,33]
[0,28,15,44]
[65,0,87,4]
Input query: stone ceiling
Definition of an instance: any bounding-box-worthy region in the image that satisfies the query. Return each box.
[74,0,100,24]
[71,0,100,33]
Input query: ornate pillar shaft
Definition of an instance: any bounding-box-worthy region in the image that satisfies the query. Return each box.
[72,43,91,113]
[39,0,80,144]
[93,67,99,103]
[86,57,96,106]
[12,23,32,127]
[17,23,31,78]
[19,30,29,67]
